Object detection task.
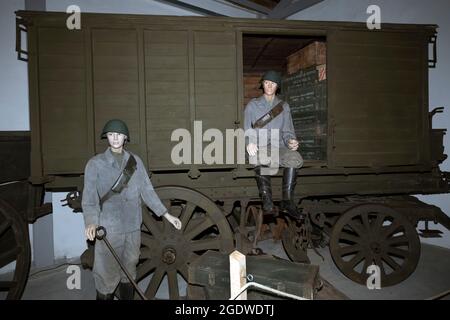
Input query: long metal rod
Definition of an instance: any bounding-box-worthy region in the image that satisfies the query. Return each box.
[229,281,309,300]
[97,228,148,300]
[426,289,450,300]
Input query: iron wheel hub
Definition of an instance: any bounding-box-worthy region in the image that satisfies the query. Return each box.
[161,247,177,265]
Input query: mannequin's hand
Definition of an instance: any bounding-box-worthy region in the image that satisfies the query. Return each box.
[246,143,258,156]
[288,139,299,151]
[163,212,182,230]
[85,224,98,241]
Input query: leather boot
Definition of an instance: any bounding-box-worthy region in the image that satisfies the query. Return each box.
[254,166,275,214]
[96,290,114,300]
[118,282,135,300]
[280,168,304,220]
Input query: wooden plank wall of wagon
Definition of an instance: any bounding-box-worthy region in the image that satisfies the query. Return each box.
[92,29,143,158]
[0,132,30,183]
[37,27,90,174]
[144,30,190,169]
[327,30,427,168]
[194,31,238,167]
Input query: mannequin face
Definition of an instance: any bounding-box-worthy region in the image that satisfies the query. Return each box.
[263,80,278,97]
[107,132,127,152]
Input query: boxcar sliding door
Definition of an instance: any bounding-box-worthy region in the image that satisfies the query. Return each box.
[327,29,431,168]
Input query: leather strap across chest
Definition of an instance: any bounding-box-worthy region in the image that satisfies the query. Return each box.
[251,100,284,129]
[99,154,137,209]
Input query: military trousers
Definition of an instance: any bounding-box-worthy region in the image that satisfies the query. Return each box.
[249,145,304,170]
[93,229,141,295]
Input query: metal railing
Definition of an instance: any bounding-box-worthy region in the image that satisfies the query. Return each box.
[229,279,309,301]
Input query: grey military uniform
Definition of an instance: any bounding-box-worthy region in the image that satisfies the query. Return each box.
[244,95,303,169]
[82,147,167,294]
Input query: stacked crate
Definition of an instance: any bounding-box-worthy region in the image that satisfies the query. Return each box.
[283,65,327,161]
[243,72,263,107]
[287,41,326,75]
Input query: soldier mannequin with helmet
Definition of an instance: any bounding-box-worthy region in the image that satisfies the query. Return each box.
[82,119,181,300]
[244,71,304,220]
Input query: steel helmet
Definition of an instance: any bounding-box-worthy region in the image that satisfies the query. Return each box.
[261,70,282,88]
[101,119,130,141]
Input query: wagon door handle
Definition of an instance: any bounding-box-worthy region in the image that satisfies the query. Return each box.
[16,17,28,62]
[331,119,336,150]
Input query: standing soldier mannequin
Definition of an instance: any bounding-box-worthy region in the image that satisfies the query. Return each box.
[244,71,304,219]
[82,119,181,300]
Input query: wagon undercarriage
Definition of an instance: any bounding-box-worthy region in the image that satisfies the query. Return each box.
[114,185,450,298]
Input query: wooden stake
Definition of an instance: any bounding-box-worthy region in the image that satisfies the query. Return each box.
[229,250,247,300]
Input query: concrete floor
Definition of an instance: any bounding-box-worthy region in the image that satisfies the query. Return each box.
[261,240,450,300]
[19,240,450,300]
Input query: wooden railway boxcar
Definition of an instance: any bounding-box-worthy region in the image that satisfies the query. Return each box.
[3,10,448,298]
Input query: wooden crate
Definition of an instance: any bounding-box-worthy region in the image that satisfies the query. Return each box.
[287,41,326,75]
[243,72,263,107]
[187,250,320,300]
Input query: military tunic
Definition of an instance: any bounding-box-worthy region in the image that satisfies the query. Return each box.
[244,95,303,169]
[81,147,167,294]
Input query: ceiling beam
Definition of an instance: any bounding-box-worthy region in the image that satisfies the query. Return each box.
[251,37,274,69]
[268,0,324,19]
[224,0,271,15]
[25,0,46,11]
[155,0,227,16]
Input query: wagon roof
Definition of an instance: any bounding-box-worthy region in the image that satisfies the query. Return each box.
[16,10,437,34]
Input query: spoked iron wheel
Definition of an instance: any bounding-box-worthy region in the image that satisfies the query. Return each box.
[0,200,31,299]
[329,204,420,287]
[136,186,234,299]
[282,216,310,264]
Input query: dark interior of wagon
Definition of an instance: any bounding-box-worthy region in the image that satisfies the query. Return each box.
[242,34,327,162]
